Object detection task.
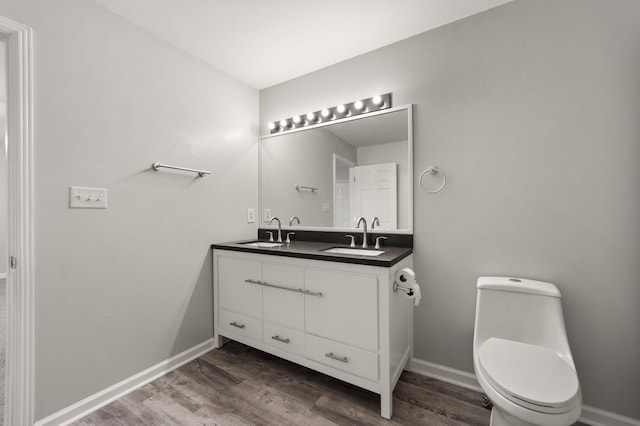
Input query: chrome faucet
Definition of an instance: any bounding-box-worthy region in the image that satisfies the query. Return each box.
[356,217,368,248]
[371,217,380,229]
[289,216,300,226]
[269,217,282,242]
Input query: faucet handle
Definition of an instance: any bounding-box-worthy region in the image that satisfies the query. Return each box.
[266,231,274,242]
[375,236,387,249]
[286,232,295,244]
[345,235,356,248]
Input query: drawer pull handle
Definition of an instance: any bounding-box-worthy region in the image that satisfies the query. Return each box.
[229,321,245,329]
[271,335,290,344]
[244,279,321,296]
[325,352,348,363]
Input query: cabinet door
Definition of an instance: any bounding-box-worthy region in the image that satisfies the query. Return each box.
[304,268,378,351]
[262,262,304,330]
[218,255,262,318]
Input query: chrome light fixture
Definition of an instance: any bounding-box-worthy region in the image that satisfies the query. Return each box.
[268,93,391,134]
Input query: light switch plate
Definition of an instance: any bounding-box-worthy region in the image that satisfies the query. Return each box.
[69,186,107,209]
[247,208,255,223]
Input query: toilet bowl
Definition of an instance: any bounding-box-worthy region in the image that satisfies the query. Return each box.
[473,277,581,426]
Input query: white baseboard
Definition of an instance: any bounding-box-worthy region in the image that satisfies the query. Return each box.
[409,357,640,426]
[579,406,640,426]
[35,338,216,426]
[410,357,483,393]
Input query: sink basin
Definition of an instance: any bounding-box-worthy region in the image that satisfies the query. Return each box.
[323,247,385,257]
[242,241,284,248]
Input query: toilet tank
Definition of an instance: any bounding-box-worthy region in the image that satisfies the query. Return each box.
[473,277,574,365]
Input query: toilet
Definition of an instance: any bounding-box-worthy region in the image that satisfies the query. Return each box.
[473,277,582,426]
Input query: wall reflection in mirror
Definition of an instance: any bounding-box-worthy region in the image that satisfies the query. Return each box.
[260,105,413,233]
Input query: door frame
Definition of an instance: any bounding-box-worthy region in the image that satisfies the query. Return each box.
[332,153,356,228]
[0,15,34,426]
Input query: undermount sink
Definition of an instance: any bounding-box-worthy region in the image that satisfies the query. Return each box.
[323,247,385,257]
[242,241,284,248]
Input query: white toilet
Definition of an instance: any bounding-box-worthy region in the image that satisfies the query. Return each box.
[473,277,582,426]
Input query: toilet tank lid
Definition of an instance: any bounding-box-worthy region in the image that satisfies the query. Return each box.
[477,277,561,297]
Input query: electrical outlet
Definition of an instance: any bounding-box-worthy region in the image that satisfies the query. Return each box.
[322,202,330,212]
[263,208,271,223]
[247,208,255,223]
[69,186,107,209]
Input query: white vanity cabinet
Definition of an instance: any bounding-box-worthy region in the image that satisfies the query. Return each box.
[213,249,414,419]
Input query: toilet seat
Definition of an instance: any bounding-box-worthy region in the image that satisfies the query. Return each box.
[478,338,580,414]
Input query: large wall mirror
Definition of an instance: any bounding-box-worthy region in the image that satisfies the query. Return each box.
[260,105,413,234]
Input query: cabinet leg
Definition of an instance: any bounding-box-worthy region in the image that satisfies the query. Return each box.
[380,390,393,419]
[213,333,226,349]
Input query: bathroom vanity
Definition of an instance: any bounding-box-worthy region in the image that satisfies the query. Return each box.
[212,101,416,418]
[211,239,414,419]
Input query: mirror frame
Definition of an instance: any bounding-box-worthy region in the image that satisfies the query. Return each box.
[259,104,413,234]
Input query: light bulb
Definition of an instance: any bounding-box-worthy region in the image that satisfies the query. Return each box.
[354,100,364,111]
[321,109,332,119]
[306,112,316,121]
[372,95,383,105]
[336,104,346,114]
[279,119,288,128]
[292,115,302,124]
[268,122,276,130]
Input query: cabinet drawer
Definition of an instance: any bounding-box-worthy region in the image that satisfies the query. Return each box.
[218,256,262,318]
[219,309,262,342]
[305,334,378,382]
[263,322,305,357]
[262,262,304,330]
[305,268,378,351]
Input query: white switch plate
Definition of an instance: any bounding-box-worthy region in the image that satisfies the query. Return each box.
[322,202,330,212]
[69,186,107,209]
[247,208,255,223]
[263,208,271,223]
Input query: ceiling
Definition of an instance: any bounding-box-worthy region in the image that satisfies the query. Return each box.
[95,0,513,90]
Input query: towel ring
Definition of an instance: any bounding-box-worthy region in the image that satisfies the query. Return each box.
[419,166,446,193]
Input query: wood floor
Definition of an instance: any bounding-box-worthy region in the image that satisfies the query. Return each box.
[71,341,582,426]
[73,341,489,425]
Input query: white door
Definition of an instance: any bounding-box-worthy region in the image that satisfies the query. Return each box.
[349,163,397,229]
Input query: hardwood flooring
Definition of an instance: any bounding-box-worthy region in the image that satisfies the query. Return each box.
[72,341,584,426]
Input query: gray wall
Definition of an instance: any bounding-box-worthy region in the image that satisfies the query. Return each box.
[0,0,258,420]
[261,0,640,419]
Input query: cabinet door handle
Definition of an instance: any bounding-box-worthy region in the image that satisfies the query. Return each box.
[244,279,316,296]
[325,352,348,363]
[229,321,245,329]
[271,335,290,344]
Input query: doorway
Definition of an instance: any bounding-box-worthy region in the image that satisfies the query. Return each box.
[0,15,34,426]
[1,39,7,425]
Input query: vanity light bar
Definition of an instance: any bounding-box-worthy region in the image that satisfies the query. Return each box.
[268,93,392,134]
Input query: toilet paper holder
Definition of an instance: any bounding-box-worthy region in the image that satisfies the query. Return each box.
[393,281,414,296]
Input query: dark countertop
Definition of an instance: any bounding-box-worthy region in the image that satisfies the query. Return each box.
[211,239,412,267]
